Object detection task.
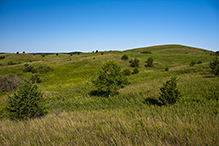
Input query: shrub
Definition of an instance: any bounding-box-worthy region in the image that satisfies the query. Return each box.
[121,54,129,60]
[7,61,17,65]
[189,61,196,67]
[132,68,139,74]
[130,58,139,67]
[0,56,5,60]
[123,69,131,76]
[56,53,58,56]
[24,65,34,72]
[37,65,54,74]
[197,61,202,64]
[0,74,22,92]
[141,51,152,54]
[165,67,169,71]
[209,57,219,76]
[93,60,129,97]
[159,77,181,106]
[5,80,45,120]
[101,53,104,55]
[41,54,45,57]
[30,73,42,83]
[146,57,153,67]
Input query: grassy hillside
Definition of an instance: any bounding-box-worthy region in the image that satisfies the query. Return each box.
[0,45,219,145]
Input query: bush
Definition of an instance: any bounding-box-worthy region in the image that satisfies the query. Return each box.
[0,56,5,60]
[30,73,42,83]
[145,57,153,67]
[189,61,196,67]
[165,67,169,71]
[5,80,45,120]
[130,58,139,67]
[209,57,219,76]
[123,69,131,76]
[7,61,16,65]
[197,61,202,64]
[132,68,139,74]
[0,74,22,92]
[56,53,58,56]
[24,65,34,72]
[121,54,129,60]
[37,65,54,74]
[159,77,181,106]
[141,51,152,54]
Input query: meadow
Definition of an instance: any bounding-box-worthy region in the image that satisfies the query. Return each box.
[0,45,218,145]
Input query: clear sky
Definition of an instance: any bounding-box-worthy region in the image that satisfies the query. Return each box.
[0,0,219,53]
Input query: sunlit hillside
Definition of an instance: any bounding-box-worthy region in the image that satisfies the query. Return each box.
[0,44,218,146]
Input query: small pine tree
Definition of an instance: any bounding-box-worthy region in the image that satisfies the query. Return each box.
[5,80,45,120]
[146,57,153,67]
[130,58,139,67]
[165,67,169,71]
[132,68,139,74]
[159,77,181,106]
[121,54,129,60]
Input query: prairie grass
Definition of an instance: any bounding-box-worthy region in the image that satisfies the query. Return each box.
[0,45,218,145]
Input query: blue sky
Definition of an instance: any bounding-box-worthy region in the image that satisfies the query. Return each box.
[0,0,219,53]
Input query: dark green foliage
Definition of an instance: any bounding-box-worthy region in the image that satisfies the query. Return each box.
[41,54,45,57]
[141,51,152,54]
[197,61,202,64]
[96,50,98,53]
[24,65,53,74]
[78,53,80,55]
[56,53,58,56]
[159,77,181,105]
[0,56,5,60]
[101,53,104,55]
[5,80,45,120]
[70,53,73,56]
[37,65,54,74]
[24,65,34,72]
[93,60,129,97]
[123,69,131,76]
[130,58,139,67]
[0,74,22,92]
[145,57,153,67]
[30,73,42,83]
[7,61,17,65]
[16,52,19,54]
[23,51,25,54]
[132,68,139,74]
[215,51,219,56]
[121,54,129,60]
[189,61,196,67]
[209,57,219,76]
[165,67,169,71]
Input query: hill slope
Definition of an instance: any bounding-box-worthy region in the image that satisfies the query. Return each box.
[0,45,219,145]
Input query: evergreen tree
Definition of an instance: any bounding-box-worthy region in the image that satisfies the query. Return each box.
[159,77,181,106]
[146,57,153,67]
[132,68,139,74]
[130,58,139,67]
[121,54,129,60]
[93,60,129,97]
[5,80,45,120]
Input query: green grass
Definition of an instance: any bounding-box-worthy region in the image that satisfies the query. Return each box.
[0,44,219,145]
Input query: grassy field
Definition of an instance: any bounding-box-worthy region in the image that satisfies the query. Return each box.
[0,45,219,145]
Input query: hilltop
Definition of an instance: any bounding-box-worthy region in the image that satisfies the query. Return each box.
[0,44,218,145]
